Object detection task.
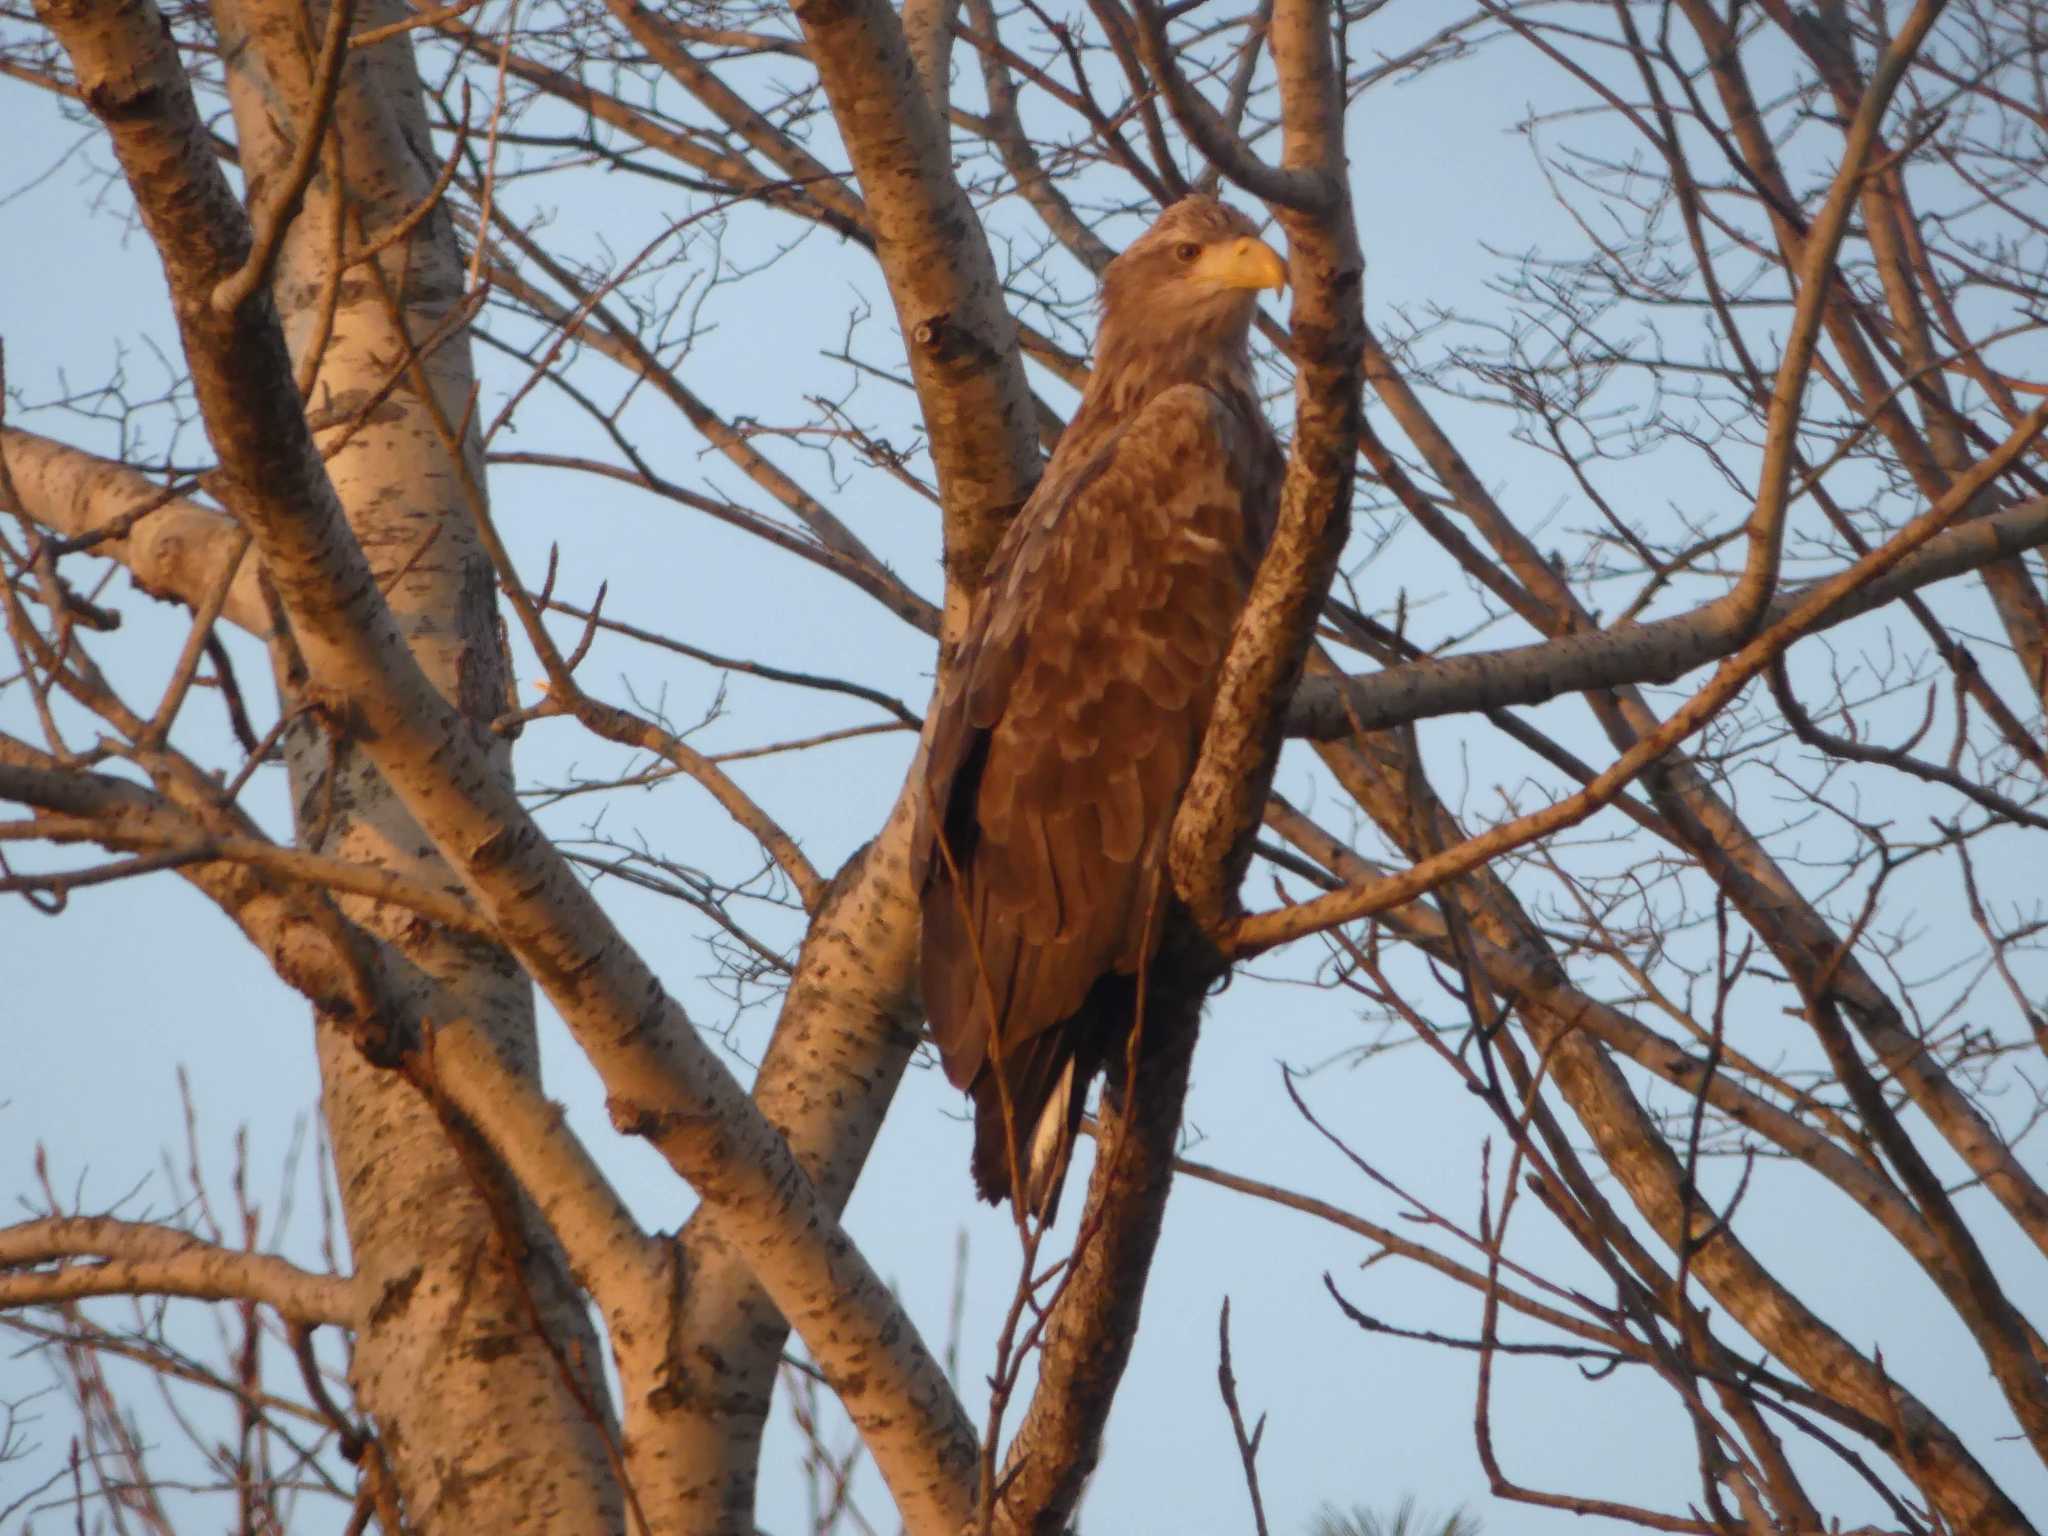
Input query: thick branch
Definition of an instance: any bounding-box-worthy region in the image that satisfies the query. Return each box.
[992,985,1204,1534]
[0,738,393,1035]
[786,0,1044,625]
[901,0,960,115]
[1287,493,2048,739]
[0,1217,358,1325]
[1,795,492,939]
[1170,0,1362,930]
[652,783,928,1530]
[1126,0,1332,212]
[423,1018,679,1380]
[0,428,269,636]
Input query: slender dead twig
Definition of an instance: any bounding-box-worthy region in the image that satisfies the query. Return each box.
[1214,1297,1270,1536]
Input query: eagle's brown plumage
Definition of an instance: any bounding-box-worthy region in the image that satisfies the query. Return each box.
[914,197,1285,1217]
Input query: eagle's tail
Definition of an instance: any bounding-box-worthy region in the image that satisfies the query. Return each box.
[969,977,1130,1222]
[972,1060,1082,1221]
[995,1058,1080,1215]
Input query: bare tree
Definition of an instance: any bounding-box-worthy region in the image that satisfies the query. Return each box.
[2,1,2045,1533]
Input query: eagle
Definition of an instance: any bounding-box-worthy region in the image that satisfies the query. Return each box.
[914,196,1286,1217]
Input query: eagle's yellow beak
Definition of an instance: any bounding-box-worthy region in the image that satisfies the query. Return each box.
[1196,235,1288,294]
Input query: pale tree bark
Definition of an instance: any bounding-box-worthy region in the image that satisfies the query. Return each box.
[170,0,625,1524]
[0,430,272,635]
[788,0,1043,632]
[0,1218,358,1319]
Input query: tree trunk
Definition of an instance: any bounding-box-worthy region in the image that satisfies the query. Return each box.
[213,1,625,1525]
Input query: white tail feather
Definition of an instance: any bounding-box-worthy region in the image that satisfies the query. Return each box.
[1023,1059,1078,1216]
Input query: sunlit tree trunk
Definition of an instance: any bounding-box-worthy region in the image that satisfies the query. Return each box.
[212,0,624,1524]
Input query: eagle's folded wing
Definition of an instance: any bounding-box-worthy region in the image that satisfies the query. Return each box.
[916,381,1273,1198]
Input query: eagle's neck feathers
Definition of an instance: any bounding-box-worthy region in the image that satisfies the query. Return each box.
[1053,305,1259,479]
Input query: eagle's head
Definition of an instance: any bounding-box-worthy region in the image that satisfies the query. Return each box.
[1095,195,1286,391]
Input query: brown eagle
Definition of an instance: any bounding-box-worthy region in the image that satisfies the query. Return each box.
[914,196,1285,1217]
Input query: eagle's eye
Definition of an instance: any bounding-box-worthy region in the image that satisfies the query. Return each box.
[1174,240,1201,263]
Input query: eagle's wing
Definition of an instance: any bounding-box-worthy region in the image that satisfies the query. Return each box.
[916,381,1274,1196]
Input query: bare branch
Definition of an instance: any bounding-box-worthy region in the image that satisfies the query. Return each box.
[0,429,269,636]
[1288,494,2048,739]
[0,1218,358,1325]
[210,0,358,314]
